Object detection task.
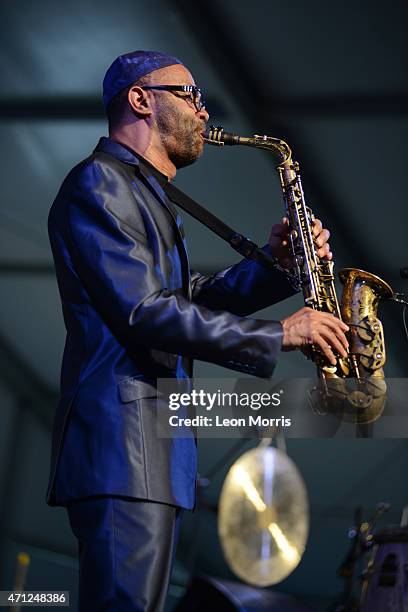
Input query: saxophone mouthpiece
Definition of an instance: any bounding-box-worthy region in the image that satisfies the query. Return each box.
[203,126,240,146]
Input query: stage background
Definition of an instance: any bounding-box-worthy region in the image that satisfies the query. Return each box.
[0,1,407,609]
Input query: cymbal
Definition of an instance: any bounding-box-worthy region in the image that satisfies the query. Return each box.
[218,446,309,586]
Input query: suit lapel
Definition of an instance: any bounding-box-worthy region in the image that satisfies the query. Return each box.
[136,167,192,299]
[94,137,192,298]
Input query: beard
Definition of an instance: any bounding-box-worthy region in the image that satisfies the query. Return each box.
[155,98,204,169]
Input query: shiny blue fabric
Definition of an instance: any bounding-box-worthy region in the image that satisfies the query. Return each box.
[47,137,297,509]
[67,497,182,611]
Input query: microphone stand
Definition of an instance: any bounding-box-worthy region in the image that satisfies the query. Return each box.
[332,503,390,612]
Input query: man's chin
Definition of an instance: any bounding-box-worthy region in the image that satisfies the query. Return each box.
[173,145,203,169]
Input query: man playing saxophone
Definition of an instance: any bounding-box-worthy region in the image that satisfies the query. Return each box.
[47,50,349,611]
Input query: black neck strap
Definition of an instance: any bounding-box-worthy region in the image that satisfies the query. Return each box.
[164,182,276,271]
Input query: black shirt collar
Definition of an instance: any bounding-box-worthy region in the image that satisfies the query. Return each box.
[135,152,169,188]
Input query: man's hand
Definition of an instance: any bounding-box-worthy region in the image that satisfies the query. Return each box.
[269,217,332,268]
[280,307,349,366]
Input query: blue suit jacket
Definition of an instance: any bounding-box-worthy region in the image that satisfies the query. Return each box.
[47,137,297,509]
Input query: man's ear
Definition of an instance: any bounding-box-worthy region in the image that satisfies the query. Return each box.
[128,86,151,117]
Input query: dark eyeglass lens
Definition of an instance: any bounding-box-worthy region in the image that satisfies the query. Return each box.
[194,90,203,111]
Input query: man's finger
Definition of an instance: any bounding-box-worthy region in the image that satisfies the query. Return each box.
[270,225,290,238]
[314,334,337,365]
[317,243,331,259]
[312,218,323,235]
[315,228,330,247]
[322,325,349,352]
[320,331,348,358]
[313,317,349,351]
[316,312,349,332]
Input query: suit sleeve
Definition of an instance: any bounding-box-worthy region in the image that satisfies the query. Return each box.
[190,247,300,316]
[65,162,284,378]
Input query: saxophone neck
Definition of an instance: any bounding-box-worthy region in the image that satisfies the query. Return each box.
[248,134,293,165]
[203,125,293,166]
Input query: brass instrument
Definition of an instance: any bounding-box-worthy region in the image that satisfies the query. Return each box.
[204,127,393,422]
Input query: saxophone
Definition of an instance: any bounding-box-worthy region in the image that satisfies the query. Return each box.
[204,127,393,423]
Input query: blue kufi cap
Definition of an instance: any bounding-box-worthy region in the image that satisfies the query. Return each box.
[103,50,183,110]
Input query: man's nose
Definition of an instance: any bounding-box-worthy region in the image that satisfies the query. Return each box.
[197,106,209,123]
